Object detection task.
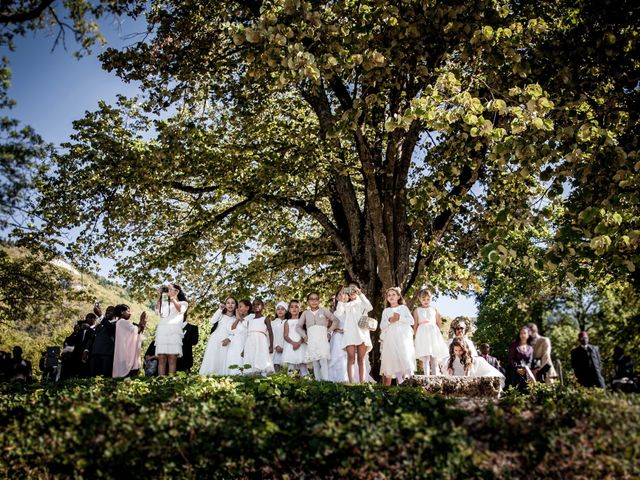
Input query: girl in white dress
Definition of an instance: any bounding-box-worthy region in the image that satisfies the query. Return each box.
[329,288,349,383]
[243,299,274,375]
[413,289,448,375]
[282,300,308,377]
[380,287,416,385]
[154,283,188,376]
[199,297,237,375]
[336,282,373,383]
[224,299,253,375]
[297,292,339,381]
[271,302,287,372]
[444,338,505,387]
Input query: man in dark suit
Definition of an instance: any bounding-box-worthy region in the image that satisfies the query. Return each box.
[87,306,117,377]
[74,313,98,378]
[479,343,505,375]
[571,331,606,388]
[176,321,199,373]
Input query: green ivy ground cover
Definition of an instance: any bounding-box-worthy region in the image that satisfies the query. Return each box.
[1,375,638,479]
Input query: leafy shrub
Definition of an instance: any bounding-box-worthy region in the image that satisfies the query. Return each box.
[0,375,478,479]
[0,377,637,479]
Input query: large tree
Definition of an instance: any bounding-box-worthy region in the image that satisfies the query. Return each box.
[30,0,639,314]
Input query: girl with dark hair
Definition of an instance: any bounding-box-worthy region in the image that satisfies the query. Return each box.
[336,282,374,383]
[243,299,275,375]
[328,287,349,383]
[447,338,474,376]
[200,296,237,375]
[271,302,288,372]
[224,299,253,375]
[379,287,415,385]
[155,284,188,376]
[297,292,339,381]
[113,304,147,378]
[507,326,537,390]
[282,300,308,377]
[445,337,505,383]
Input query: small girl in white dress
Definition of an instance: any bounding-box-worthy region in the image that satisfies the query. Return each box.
[413,289,448,375]
[271,302,287,372]
[199,296,237,375]
[380,287,416,385]
[328,288,349,383]
[282,300,308,377]
[297,292,339,381]
[243,299,274,375]
[224,299,253,375]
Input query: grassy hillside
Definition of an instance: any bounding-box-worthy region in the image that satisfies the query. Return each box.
[0,376,637,479]
[0,246,155,368]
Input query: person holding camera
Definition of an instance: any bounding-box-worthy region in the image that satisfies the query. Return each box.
[336,282,374,384]
[155,284,189,376]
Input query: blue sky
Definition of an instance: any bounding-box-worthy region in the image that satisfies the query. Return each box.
[2,19,479,318]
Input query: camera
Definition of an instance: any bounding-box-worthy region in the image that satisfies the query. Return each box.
[343,287,354,295]
[161,286,169,293]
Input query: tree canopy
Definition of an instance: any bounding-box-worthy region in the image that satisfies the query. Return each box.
[12,0,638,315]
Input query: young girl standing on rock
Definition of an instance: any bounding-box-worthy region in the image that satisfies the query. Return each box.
[380,287,415,385]
[413,289,448,375]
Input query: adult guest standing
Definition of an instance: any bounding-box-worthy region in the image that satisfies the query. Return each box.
[88,306,116,377]
[507,326,537,391]
[177,318,199,373]
[447,317,478,357]
[527,323,557,383]
[155,284,189,376]
[112,304,147,378]
[336,282,374,384]
[571,331,606,388]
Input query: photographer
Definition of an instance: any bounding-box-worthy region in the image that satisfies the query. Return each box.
[155,284,189,376]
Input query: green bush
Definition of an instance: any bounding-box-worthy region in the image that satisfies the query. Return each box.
[0,375,479,479]
[0,377,638,479]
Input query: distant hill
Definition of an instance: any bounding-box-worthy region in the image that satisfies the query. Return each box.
[0,246,155,369]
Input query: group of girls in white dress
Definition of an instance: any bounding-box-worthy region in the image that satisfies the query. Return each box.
[379,287,504,385]
[200,283,375,383]
[199,284,503,385]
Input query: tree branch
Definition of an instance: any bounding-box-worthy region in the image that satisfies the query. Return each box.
[0,0,55,24]
[262,193,357,279]
[405,156,484,292]
[327,75,353,111]
[169,181,219,195]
